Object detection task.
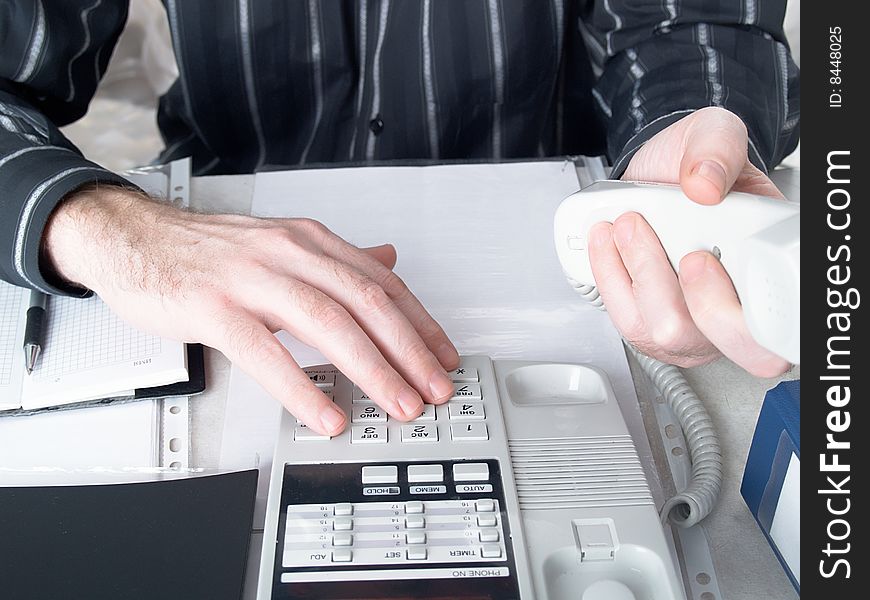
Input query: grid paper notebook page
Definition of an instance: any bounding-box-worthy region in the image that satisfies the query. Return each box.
[32,297,162,382]
[0,282,26,408]
[19,294,187,409]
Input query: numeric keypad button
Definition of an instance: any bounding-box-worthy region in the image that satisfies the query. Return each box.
[401,424,438,442]
[352,387,373,403]
[411,404,436,421]
[450,383,482,400]
[293,425,330,441]
[351,405,387,423]
[448,402,485,420]
[450,422,489,441]
[449,367,479,382]
[351,425,388,444]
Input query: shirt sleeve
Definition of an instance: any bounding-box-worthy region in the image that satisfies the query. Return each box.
[581,0,800,178]
[0,0,134,295]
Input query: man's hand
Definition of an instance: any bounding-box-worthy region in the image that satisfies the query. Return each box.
[43,186,460,434]
[588,106,790,377]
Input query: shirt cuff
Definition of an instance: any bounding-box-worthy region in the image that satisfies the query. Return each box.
[609,108,769,180]
[0,146,137,296]
[608,109,695,179]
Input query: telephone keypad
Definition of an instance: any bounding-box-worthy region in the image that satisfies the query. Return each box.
[303,360,493,447]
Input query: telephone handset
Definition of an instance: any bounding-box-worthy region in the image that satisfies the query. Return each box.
[554,180,801,364]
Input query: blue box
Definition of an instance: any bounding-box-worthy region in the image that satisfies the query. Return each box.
[741,380,800,592]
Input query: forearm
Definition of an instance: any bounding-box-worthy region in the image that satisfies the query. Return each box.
[41,185,159,294]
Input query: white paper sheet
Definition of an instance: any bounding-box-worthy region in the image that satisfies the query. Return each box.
[769,453,801,583]
[221,161,640,526]
[0,401,159,473]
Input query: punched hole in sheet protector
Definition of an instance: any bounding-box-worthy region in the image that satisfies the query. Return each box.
[504,364,608,405]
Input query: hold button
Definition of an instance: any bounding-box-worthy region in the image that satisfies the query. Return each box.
[362,465,398,484]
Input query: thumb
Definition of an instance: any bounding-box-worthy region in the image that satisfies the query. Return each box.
[362,243,397,270]
[679,107,749,205]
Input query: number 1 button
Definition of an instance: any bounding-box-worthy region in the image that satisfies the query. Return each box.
[450,422,489,441]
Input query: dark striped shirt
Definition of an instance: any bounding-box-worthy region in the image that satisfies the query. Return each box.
[0,0,799,295]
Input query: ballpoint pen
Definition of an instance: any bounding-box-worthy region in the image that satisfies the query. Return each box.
[23,290,47,375]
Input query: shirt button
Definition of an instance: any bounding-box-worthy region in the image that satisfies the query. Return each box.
[369,114,384,135]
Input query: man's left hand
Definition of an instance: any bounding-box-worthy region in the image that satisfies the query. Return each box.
[588,106,790,377]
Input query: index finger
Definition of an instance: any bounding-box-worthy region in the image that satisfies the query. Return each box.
[209,312,347,435]
[261,280,429,422]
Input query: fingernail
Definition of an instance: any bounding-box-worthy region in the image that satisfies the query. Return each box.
[589,223,612,248]
[436,342,460,369]
[398,387,424,418]
[680,252,708,284]
[320,405,346,434]
[612,214,636,247]
[694,160,727,196]
[429,370,455,402]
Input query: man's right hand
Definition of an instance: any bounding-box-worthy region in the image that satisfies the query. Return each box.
[43,186,460,435]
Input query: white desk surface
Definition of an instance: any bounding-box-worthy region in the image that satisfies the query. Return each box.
[187,165,799,600]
